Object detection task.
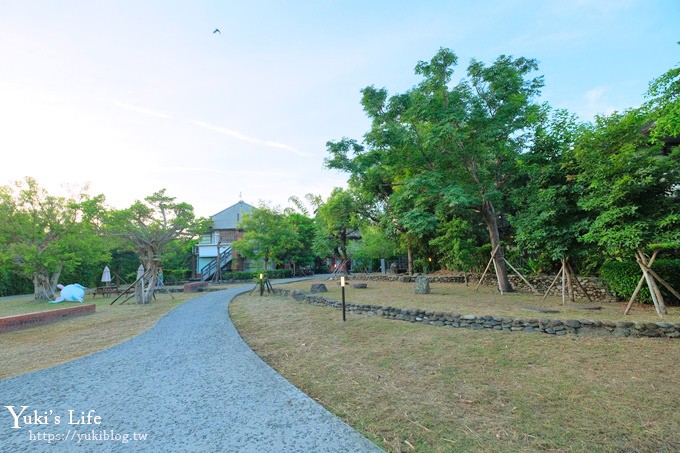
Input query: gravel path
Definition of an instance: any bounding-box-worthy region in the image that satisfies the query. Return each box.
[0,285,382,452]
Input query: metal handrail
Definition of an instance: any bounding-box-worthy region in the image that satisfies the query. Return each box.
[200,246,233,280]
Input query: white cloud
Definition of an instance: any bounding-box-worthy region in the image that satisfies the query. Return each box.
[192,120,310,156]
[577,86,617,120]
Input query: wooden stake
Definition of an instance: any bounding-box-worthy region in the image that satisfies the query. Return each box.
[542,266,563,301]
[639,250,667,315]
[492,257,503,294]
[636,249,666,317]
[624,250,658,315]
[561,258,566,305]
[645,267,680,301]
[565,258,574,302]
[566,260,593,303]
[475,244,500,291]
[504,258,538,294]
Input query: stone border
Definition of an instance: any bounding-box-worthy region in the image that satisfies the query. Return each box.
[347,273,617,302]
[272,289,680,339]
[0,304,96,334]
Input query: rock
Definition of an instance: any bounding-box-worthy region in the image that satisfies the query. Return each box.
[289,289,305,299]
[351,283,368,289]
[414,276,431,294]
[310,283,328,293]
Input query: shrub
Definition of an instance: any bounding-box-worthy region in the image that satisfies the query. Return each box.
[600,260,680,304]
[222,269,293,281]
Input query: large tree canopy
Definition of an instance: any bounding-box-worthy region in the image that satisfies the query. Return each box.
[0,177,109,299]
[104,189,208,304]
[574,109,679,256]
[327,48,544,290]
[232,203,300,274]
[510,108,589,263]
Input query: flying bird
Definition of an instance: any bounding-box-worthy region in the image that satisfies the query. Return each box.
[213,28,221,34]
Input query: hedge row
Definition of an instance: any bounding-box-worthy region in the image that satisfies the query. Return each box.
[223,269,293,281]
[600,260,680,304]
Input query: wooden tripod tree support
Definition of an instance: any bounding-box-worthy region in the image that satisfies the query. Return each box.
[542,257,593,305]
[475,245,535,294]
[110,268,152,305]
[329,259,350,279]
[503,258,538,294]
[624,248,679,317]
[476,245,500,292]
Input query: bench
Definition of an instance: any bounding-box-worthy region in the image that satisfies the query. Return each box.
[93,285,121,298]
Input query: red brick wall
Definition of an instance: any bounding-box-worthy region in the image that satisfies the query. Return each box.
[0,304,96,334]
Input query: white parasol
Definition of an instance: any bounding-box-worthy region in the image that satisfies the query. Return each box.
[101,266,112,284]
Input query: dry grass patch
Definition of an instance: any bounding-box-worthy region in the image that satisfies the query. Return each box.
[0,291,198,379]
[231,292,680,452]
[281,278,680,323]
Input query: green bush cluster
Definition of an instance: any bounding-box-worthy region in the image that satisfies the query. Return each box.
[223,269,293,281]
[600,260,680,304]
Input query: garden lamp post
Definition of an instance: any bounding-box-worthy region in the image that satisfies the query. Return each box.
[341,276,346,321]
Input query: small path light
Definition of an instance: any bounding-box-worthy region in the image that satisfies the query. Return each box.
[259,273,264,297]
[340,276,346,322]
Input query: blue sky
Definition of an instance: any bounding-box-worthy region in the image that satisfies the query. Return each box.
[1,0,677,217]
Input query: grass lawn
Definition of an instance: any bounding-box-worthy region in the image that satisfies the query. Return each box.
[279,277,680,323]
[230,278,680,452]
[0,289,202,379]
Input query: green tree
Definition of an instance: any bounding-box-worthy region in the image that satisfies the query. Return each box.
[313,188,360,273]
[284,212,316,275]
[575,109,679,255]
[232,204,300,274]
[327,48,544,291]
[574,106,679,313]
[349,224,399,272]
[510,109,590,261]
[644,54,680,142]
[160,238,196,284]
[0,177,109,300]
[104,189,207,304]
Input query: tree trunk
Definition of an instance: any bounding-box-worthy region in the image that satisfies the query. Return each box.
[407,246,414,275]
[480,200,513,292]
[33,271,55,300]
[565,258,574,302]
[136,255,159,305]
[339,228,349,275]
[49,266,62,292]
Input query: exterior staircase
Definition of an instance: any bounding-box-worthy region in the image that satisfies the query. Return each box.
[200,246,233,281]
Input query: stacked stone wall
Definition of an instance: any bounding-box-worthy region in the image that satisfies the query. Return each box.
[349,273,617,302]
[272,288,679,339]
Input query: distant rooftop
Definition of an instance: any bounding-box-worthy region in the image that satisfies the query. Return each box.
[211,201,255,230]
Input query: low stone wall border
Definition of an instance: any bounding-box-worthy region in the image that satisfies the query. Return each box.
[272,289,679,339]
[0,304,96,334]
[346,273,618,303]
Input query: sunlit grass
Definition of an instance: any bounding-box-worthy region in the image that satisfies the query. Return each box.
[231,284,680,452]
[280,277,680,323]
[0,291,196,379]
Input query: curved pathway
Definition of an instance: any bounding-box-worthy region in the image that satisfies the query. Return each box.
[0,285,382,452]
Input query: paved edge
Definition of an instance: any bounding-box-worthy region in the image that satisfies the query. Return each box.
[0,278,383,452]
